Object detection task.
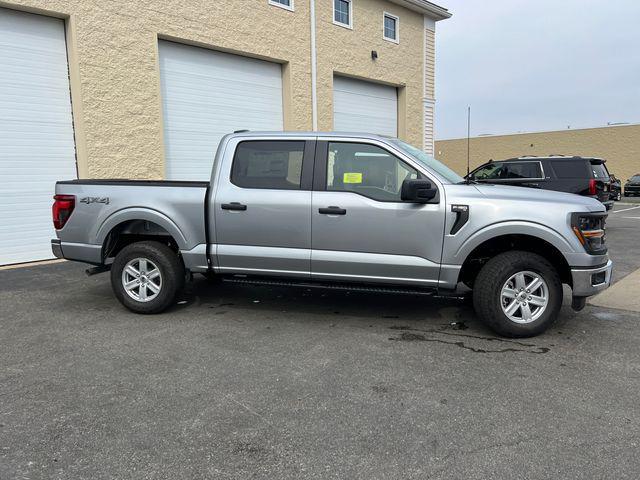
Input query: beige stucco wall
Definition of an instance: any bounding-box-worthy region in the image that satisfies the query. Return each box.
[435,125,640,183]
[315,0,426,147]
[1,0,433,180]
[2,0,313,179]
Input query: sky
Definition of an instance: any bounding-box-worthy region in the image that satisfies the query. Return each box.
[434,0,640,140]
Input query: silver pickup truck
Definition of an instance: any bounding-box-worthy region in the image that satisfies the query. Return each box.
[52,132,612,337]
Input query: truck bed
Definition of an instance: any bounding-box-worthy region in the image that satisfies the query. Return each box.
[54,178,210,268]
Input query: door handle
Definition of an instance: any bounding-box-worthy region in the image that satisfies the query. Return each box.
[319,206,346,215]
[221,202,247,211]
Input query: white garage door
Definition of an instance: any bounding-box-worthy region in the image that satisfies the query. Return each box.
[333,76,398,137]
[0,9,77,266]
[159,41,284,180]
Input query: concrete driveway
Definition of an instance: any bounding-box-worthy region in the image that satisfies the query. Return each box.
[1,203,639,479]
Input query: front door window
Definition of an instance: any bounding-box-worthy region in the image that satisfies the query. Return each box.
[326,142,418,202]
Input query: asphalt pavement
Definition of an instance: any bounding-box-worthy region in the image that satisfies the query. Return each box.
[1,203,639,479]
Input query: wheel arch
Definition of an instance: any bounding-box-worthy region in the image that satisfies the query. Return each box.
[458,232,573,288]
[96,208,188,262]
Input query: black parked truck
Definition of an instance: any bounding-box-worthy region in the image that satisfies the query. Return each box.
[467,155,614,210]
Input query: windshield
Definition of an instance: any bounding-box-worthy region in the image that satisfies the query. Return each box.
[631,175,640,182]
[390,139,464,184]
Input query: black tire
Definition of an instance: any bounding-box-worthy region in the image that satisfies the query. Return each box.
[616,192,622,201]
[110,241,184,314]
[473,251,562,338]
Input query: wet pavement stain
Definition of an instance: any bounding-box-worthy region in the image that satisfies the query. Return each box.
[388,326,550,354]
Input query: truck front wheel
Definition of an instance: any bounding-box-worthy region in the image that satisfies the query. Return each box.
[111,241,184,314]
[473,251,562,337]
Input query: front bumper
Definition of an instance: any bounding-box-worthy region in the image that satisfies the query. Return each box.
[571,260,613,297]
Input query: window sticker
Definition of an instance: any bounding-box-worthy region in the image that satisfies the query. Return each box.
[343,172,363,184]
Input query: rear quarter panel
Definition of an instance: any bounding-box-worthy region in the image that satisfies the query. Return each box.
[54,183,207,250]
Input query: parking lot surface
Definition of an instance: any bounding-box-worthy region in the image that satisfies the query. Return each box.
[1,203,639,479]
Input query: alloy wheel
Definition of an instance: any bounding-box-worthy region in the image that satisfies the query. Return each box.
[121,258,162,302]
[500,271,549,324]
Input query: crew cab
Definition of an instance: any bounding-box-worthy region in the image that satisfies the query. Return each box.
[52,132,613,337]
[467,155,614,210]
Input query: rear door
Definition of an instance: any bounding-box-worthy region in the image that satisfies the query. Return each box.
[310,139,446,287]
[547,159,591,194]
[213,137,315,278]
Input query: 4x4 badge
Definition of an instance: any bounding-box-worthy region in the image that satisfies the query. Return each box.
[80,196,110,205]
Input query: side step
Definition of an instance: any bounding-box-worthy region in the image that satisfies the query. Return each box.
[222,276,436,296]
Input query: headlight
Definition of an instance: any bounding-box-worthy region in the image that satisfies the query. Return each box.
[571,212,607,255]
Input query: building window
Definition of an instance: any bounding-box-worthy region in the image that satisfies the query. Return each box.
[269,0,294,12]
[333,0,352,29]
[383,12,399,43]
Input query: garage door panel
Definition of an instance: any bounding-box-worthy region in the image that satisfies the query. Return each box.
[333,76,398,137]
[0,9,77,265]
[159,41,284,181]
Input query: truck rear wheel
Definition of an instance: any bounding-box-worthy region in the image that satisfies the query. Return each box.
[473,251,562,337]
[111,241,184,314]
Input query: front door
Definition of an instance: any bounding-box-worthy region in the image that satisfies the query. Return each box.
[311,140,446,287]
[214,139,314,278]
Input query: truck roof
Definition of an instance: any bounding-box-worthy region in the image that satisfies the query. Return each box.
[500,155,606,163]
[227,131,396,142]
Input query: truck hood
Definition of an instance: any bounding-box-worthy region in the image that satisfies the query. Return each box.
[473,184,605,212]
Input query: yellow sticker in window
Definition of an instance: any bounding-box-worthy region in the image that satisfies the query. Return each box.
[343,172,363,184]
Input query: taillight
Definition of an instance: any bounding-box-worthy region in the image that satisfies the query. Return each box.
[52,194,75,230]
[588,179,597,195]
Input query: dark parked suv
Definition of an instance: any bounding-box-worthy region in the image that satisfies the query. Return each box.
[468,155,613,210]
[609,174,622,201]
[624,174,640,197]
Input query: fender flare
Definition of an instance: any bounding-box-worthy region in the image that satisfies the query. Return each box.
[95,207,189,250]
[453,221,576,265]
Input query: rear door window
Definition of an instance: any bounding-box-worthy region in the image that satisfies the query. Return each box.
[550,159,589,179]
[502,162,542,179]
[591,163,610,180]
[231,141,305,190]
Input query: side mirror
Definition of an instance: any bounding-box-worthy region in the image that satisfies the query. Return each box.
[401,179,438,203]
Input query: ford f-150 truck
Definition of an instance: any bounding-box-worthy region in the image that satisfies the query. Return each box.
[51,132,613,337]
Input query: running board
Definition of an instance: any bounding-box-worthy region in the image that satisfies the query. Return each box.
[222,276,437,296]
